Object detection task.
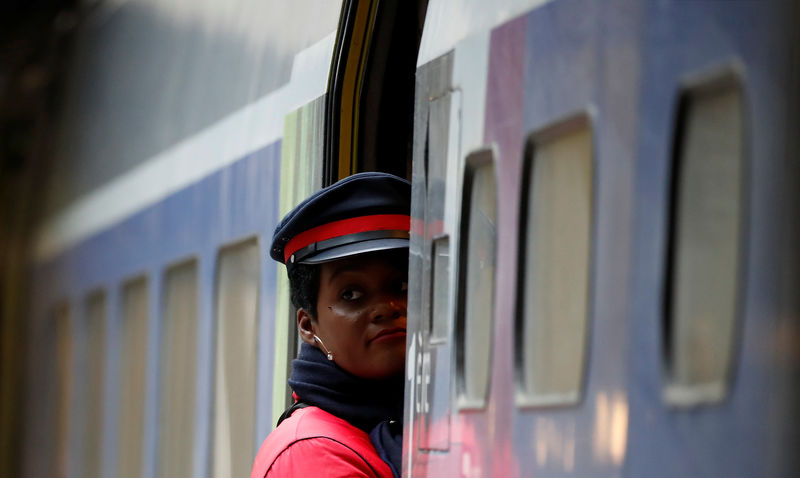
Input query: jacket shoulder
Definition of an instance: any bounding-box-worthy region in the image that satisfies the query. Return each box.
[250,407,392,478]
[265,435,376,477]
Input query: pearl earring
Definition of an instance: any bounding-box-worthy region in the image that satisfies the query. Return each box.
[313,335,334,361]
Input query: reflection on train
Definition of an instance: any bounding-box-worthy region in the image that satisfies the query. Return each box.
[17,0,799,477]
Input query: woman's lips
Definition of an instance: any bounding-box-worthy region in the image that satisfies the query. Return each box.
[369,327,407,344]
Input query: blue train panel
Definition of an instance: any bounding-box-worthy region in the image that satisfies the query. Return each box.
[25,142,282,478]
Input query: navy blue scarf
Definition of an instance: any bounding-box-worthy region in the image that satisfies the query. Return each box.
[287,343,404,476]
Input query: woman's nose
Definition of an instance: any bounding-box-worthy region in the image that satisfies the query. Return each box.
[371,293,407,321]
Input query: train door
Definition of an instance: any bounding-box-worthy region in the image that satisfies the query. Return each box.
[323,0,426,183]
[273,0,428,418]
[407,19,504,475]
[408,53,459,458]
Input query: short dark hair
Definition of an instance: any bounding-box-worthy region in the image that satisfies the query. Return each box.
[288,263,320,319]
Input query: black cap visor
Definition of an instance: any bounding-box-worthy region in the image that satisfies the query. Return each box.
[289,230,409,266]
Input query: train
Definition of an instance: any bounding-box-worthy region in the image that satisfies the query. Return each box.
[14,0,800,477]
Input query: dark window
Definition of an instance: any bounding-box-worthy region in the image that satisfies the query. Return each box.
[212,240,260,477]
[117,277,148,478]
[516,116,593,407]
[158,260,198,478]
[53,302,72,478]
[456,150,497,409]
[83,291,106,478]
[430,235,451,343]
[664,74,745,405]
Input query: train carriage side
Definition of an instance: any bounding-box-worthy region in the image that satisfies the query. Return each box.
[627,2,800,477]
[406,0,800,476]
[22,2,342,478]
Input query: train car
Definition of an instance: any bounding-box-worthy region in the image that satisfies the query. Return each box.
[16,0,800,477]
[23,2,346,477]
[406,1,800,476]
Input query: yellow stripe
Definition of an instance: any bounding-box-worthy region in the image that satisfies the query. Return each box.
[337,0,378,180]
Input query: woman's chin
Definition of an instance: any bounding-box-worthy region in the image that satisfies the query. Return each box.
[356,358,407,380]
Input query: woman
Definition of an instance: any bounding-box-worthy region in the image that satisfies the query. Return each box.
[250,172,410,478]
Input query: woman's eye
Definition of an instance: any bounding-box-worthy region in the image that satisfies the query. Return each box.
[341,289,363,301]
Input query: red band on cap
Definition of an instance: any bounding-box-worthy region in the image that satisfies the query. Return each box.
[284,214,411,263]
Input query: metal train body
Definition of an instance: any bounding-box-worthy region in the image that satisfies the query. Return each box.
[23,1,799,478]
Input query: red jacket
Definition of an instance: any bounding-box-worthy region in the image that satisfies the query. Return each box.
[250,406,394,478]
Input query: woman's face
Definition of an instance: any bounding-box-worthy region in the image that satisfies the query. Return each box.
[300,251,408,379]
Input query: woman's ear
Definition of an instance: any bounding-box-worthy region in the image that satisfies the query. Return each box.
[297,308,316,346]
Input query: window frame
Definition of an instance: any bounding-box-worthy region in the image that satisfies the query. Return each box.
[116,274,150,478]
[156,256,200,478]
[513,111,597,409]
[52,300,73,478]
[82,289,107,478]
[209,236,261,477]
[661,63,749,407]
[454,147,498,411]
[429,233,451,345]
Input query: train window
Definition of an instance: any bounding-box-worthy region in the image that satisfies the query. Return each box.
[157,260,198,478]
[516,115,593,407]
[456,150,497,409]
[664,75,745,405]
[53,302,73,478]
[212,239,260,478]
[117,277,149,478]
[83,291,106,478]
[430,234,450,343]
